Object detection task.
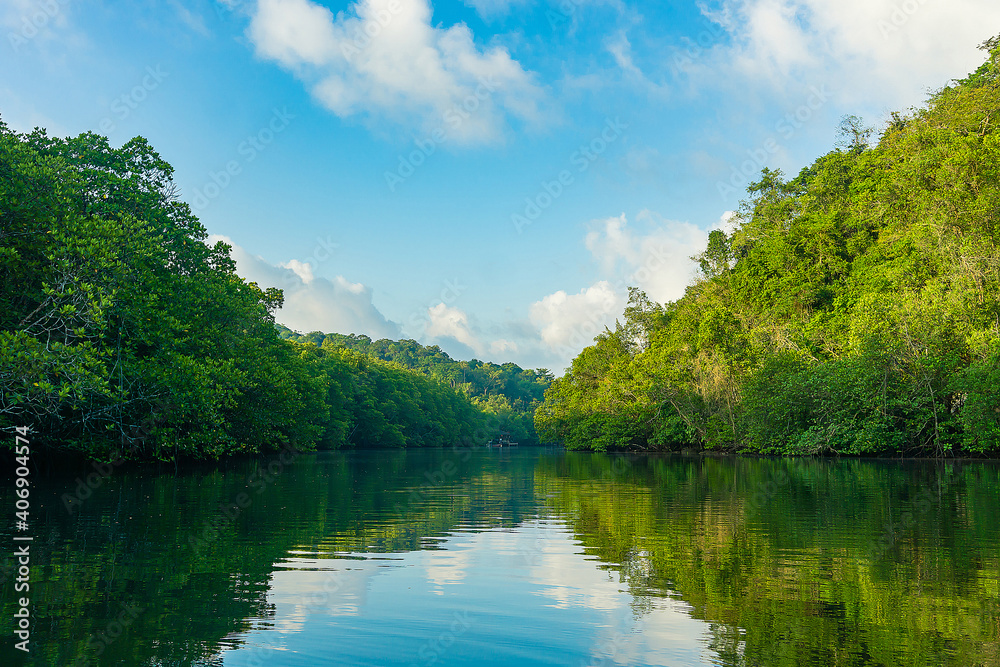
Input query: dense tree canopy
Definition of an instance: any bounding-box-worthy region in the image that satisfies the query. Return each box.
[536,40,1000,456]
[277,328,552,445]
[0,121,530,462]
[0,122,327,461]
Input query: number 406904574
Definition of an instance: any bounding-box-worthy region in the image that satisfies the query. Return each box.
[14,426,30,525]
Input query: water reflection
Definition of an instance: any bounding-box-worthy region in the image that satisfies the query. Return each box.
[0,450,997,666]
[223,521,715,667]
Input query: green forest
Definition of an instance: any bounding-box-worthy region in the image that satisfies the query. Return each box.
[0,120,547,462]
[277,327,551,445]
[6,40,1000,461]
[535,40,1000,456]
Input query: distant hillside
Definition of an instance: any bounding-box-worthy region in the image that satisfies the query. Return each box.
[276,326,553,445]
[536,37,1000,456]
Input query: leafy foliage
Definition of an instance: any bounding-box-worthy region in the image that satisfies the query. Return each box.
[537,41,1000,456]
[0,122,519,461]
[277,327,552,445]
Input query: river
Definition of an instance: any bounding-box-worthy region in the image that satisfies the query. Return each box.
[1,448,998,666]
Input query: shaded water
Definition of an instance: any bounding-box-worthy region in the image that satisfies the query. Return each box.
[1,448,998,666]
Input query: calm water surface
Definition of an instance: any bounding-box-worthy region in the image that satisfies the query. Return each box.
[1,449,998,666]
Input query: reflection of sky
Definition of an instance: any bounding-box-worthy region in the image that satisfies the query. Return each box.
[220,521,722,666]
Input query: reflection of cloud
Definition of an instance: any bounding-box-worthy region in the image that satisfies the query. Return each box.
[528,534,625,613]
[424,548,472,595]
[228,523,722,666]
[520,521,716,667]
[270,560,375,618]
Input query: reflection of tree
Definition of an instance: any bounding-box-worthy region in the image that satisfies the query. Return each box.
[705,624,752,667]
[0,449,541,666]
[534,453,1000,667]
[4,451,998,667]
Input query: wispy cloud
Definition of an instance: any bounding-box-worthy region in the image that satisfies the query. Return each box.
[169,0,210,36]
[461,0,530,20]
[605,30,669,96]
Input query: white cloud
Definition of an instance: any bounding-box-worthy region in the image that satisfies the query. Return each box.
[701,0,1000,108]
[425,302,485,354]
[209,235,401,339]
[281,258,315,283]
[530,281,624,353]
[248,0,544,144]
[584,211,707,304]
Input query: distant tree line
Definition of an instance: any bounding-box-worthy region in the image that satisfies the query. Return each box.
[277,328,553,446]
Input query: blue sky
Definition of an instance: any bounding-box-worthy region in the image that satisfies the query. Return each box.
[3,0,998,372]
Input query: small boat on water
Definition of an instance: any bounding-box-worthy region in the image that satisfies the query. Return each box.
[486,433,518,447]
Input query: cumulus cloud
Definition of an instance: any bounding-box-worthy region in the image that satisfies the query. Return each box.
[248,0,544,144]
[513,211,716,369]
[700,0,1000,108]
[529,281,624,353]
[209,235,401,339]
[584,211,707,304]
[425,302,484,354]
